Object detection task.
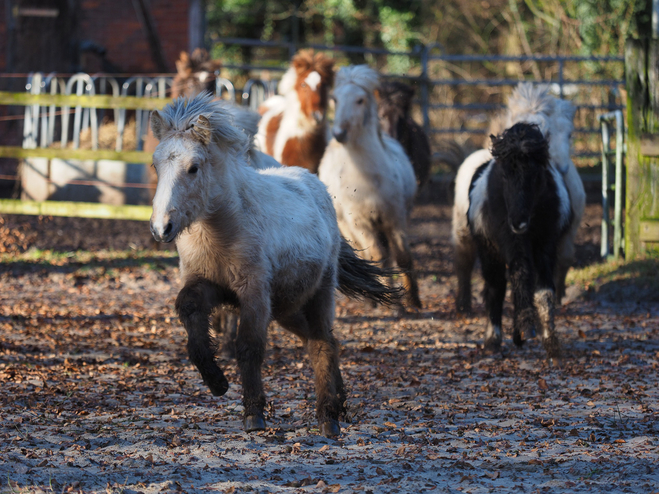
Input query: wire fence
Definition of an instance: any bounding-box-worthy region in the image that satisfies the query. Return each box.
[212,38,625,165]
[0,39,626,218]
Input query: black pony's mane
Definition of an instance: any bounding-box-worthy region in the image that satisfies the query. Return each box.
[490,123,549,165]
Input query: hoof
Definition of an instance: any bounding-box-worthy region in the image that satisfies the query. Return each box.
[513,323,536,347]
[407,293,422,309]
[320,419,341,438]
[543,335,561,361]
[483,336,502,352]
[206,374,229,396]
[244,414,266,432]
[456,305,472,316]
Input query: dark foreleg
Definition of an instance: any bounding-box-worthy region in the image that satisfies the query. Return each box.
[455,236,477,313]
[479,247,507,350]
[175,278,228,396]
[211,309,239,358]
[508,245,537,347]
[234,302,270,432]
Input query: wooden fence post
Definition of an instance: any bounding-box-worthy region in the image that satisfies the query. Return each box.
[625,38,659,258]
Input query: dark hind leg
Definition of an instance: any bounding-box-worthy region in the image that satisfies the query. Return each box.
[478,247,506,350]
[508,247,537,347]
[534,245,561,361]
[554,259,569,305]
[234,301,270,432]
[211,309,238,358]
[388,230,422,309]
[278,274,345,438]
[176,278,228,396]
[554,235,575,305]
[455,236,477,313]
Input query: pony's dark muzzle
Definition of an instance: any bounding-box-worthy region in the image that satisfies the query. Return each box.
[312,110,323,123]
[333,128,348,143]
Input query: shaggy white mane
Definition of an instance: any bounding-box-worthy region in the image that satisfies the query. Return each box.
[505,83,554,123]
[335,65,380,93]
[504,83,577,175]
[156,93,250,153]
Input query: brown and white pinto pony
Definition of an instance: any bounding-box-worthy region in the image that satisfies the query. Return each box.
[256,49,334,173]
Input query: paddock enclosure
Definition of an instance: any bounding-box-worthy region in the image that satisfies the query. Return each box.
[0,20,658,494]
[1,202,658,493]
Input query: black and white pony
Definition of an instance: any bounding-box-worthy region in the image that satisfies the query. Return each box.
[461,123,571,358]
[456,83,585,309]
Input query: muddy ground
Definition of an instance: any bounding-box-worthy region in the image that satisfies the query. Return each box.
[1,203,659,493]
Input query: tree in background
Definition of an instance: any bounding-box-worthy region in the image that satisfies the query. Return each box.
[206,0,648,78]
[205,0,650,167]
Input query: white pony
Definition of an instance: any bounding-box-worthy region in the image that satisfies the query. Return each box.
[222,103,281,170]
[453,83,585,312]
[318,65,421,308]
[149,94,396,438]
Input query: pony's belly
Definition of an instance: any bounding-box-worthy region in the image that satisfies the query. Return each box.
[269,260,326,319]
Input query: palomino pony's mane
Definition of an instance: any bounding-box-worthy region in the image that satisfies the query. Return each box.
[156,94,249,154]
[278,49,335,94]
[335,65,380,94]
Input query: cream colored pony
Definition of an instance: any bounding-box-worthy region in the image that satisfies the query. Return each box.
[453,83,585,313]
[318,65,421,309]
[149,94,397,438]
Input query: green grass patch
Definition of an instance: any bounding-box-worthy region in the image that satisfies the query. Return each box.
[567,254,659,301]
[0,248,179,273]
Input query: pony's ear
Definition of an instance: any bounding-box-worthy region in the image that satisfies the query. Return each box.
[191,114,213,145]
[176,51,191,76]
[150,111,168,141]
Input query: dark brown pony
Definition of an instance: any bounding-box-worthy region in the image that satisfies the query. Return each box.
[256,49,334,173]
[377,81,432,188]
[171,49,222,98]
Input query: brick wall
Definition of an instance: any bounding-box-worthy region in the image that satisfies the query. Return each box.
[79,0,190,73]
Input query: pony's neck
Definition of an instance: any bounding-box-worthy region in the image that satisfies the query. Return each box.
[204,146,251,221]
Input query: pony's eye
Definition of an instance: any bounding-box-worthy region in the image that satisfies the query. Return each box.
[300,82,308,89]
[188,165,199,174]
[357,98,364,105]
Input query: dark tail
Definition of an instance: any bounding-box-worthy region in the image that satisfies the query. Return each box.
[337,238,402,306]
